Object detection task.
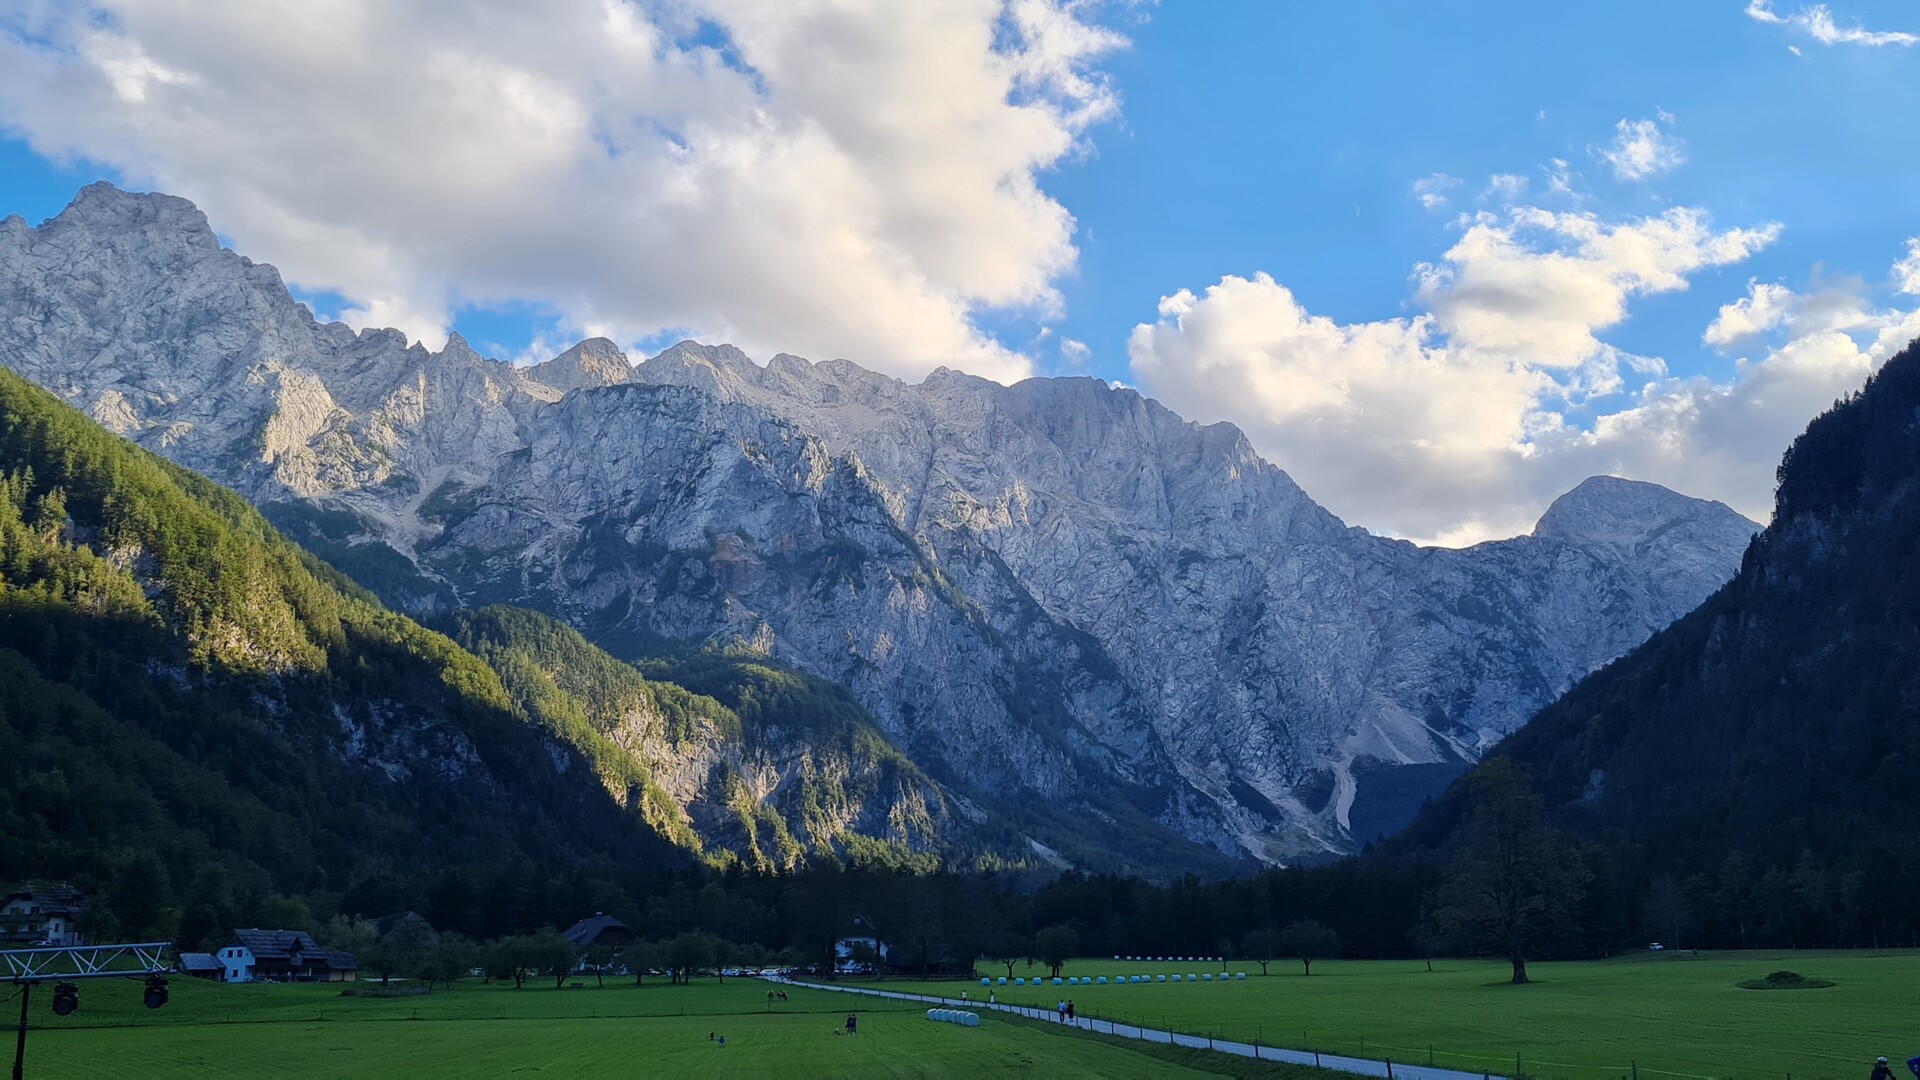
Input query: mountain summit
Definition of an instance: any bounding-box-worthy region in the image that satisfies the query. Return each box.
[0,185,1760,863]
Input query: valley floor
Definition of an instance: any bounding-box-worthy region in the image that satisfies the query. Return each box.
[17,976,1323,1078]
[852,951,1920,1078]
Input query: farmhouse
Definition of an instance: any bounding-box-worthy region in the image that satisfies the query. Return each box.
[562,913,632,951]
[373,910,440,947]
[216,929,359,983]
[1,883,87,946]
[834,914,890,972]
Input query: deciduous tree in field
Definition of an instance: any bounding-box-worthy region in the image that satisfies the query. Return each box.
[1279,919,1339,975]
[986,932,1029,981]
[664,931,716,985]
[618,941,663,986]
[1034,925,1078,980]
[1240,928,1280,975]
[1430,759,1589,985]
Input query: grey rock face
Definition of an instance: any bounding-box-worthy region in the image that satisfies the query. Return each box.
[0,185,1761,862]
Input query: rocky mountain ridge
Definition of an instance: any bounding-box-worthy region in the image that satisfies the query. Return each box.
[0,183,1761,862]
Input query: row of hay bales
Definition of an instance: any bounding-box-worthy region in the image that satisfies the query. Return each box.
[980,973,1247,987]
[926,1009,981,1027]
[1114,956,1223,963]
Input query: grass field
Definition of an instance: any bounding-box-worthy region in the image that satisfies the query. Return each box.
[10,974,1325,1078]
[16,952,1914,1078]
[853,951,1920,1078]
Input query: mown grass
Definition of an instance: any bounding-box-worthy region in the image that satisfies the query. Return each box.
[853,950,1920,1078]
[13,976,1319,1078]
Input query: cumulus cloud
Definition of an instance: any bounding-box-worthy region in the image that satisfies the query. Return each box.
[1703,281,1797,347]
[1705,277,1895,349]
[1122,208,1910,546]
[1745,1,1918,46]
[1896,237,1920,294]
[1414,208,1778,368]
[0,0,1127,382]
[1413,173,1460,211]
[1597,117,1686,181]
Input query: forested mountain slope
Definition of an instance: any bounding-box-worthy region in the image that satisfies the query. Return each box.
[0,366,688,923]
[0,368,1030,938]
[1403,338,1920,948]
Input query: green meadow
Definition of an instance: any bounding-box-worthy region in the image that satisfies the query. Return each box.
[14,975,1321,1078]
[17,951,1916,1077]
[857,951,1920,1078]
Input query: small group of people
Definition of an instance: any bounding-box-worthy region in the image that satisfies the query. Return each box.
[764,989,788,1003]
[1868,1054,1920,1079]
[1056,999,1076,1023]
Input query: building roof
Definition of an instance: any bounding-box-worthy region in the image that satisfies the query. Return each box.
[839,914,884,941]
[315,950,359,971]
[373,911,438,942]
[2,883,87,913]
[229,929,323,961]
[562,913,629,949]
[177,952,221,972]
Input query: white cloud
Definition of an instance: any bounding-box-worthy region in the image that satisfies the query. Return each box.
[1746,1,1918,46]
[0,0,1128,383]
[1598,117,1686,181]
[1704,280,1797,347]
[1120,208,1907,547]
[1483,174,1528,203]
[1705,277,1895,349]
[1415,207,1778,368]
[1895,237,1920,293]
[1542,157,1579,199]
[1413,173,1460,211]
[1058,336,1090,367]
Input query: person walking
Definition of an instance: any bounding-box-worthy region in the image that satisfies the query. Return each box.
[1872,1056,1897,1080]
[1056,999,1066,1022]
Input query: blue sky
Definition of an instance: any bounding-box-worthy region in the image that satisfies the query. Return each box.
[2,1,1917,541]
[1047,1,1920,376]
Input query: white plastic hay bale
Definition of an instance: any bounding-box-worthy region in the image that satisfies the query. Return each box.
[1051,977,1062,986]
[1096,977,1107,985]
[1155,975,1166,983]
[1201,973,1212,982]
[1014,977,1025,986]
[1235,972,1247,980]
[980,978,991,986]
[997,977,1007,985]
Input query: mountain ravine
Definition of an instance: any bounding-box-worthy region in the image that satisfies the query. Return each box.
[0,183,1761,863]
